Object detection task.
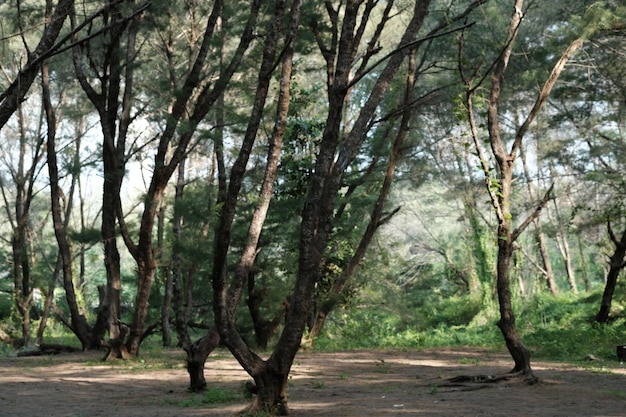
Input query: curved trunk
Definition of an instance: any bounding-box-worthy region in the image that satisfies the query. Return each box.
[595,265,622,323]
[595,225,626,323]
[495,232,536,382]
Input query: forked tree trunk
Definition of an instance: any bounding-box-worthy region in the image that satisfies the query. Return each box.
[185,329,221,392]
[246,361,290,416]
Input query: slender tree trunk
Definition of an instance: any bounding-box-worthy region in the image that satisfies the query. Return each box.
[172,159,191,349]
[43,53,95,349]
[495,230,534,378]
[550,197,578,293]
[36,255,59,345]
[595,222,626,323]
[462,0,583,382]
[520,145,557,294]
[6,104,45,348]
[13,228,32,347]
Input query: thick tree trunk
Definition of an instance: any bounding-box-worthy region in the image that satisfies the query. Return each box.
[246,362,290,416]
[185,329,221,392]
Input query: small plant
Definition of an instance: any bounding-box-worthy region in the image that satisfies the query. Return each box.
[375,359,391,374]
[428,384,438,395]
[459,357,481,365]
[165,387,241,408]
[602,389,626,399]
[312,380,325,389]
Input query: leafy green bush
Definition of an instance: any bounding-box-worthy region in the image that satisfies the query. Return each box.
[316,288,626,363]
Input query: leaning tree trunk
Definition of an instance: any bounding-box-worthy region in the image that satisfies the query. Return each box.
[595,223,626,323]
[495,228,535,381]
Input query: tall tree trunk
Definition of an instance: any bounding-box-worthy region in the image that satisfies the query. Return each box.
[42,50,95,349]
[172,159,192,349]
[71,1,133,359]
[595,221,626,323]
[462,0,583,382]
[550,196,578,293]
[5,104,45,347]
[211,1,302,413]
[306,44,419,345]
[154,190,172,347]
[520,145,557,294]
[119,0,256,356]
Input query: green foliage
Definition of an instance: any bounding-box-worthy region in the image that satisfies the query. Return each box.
[164,387,243,408]
[0,289,11,320]
[316,289,626,365]
[518,291,626,361]
[0,341,16,357]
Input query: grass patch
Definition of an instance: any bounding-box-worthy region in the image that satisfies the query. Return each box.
[164,387,243,407]
[315,290,626,365]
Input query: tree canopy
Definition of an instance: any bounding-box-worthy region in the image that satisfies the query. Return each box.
[1,0,625,414]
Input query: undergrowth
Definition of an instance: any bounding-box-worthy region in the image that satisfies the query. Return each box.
[316,290,626,364]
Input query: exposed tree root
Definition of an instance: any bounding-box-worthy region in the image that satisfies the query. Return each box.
[16,343,82,357]
[441,370,538,389]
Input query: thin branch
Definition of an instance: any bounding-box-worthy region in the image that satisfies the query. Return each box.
[348,21,476,89]
[511,37,585,158]
[512,183,554,242]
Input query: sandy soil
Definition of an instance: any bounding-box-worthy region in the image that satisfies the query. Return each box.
[1,348,625,417]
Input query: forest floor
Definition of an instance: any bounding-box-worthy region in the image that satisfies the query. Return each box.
[1,347,626,417]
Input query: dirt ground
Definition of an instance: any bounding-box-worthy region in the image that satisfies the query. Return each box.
[1,347,625,417]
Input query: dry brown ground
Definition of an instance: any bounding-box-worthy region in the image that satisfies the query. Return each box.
[1,347,626,417]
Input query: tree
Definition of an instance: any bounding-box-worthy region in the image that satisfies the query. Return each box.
[304,0,489,344]
[460,0,588,382]
[208,0,454,414]
[0,108,46,347]
[41,7,103,348]
[71,0,152,359]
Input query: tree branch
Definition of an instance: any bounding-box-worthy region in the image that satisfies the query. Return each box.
[512,183,554,242]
